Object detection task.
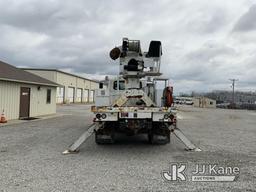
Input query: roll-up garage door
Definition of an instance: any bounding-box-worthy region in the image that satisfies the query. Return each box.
[89,90,95,103]
[56,87,64,104]
[77,88,82,103]
[68,87,75,103]
[84,89,89,103]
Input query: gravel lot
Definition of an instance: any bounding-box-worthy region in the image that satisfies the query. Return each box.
[0,104,255,192]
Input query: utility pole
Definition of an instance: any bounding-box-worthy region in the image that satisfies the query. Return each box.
[229,79,239,106]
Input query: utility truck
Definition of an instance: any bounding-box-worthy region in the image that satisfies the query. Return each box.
[63,38,200,154]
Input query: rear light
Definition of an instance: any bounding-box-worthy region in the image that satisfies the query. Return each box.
[121,112,128,117]
[91,106,96,112]
[101,113,107,119]
[164,114,169,119]
[96,113,101,119]
[169,114,174,120]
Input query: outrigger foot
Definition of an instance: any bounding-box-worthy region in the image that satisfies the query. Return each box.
[62,123,96,155]
[170,127,201,151]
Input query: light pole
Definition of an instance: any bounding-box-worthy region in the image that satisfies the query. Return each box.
[229,79,238,106]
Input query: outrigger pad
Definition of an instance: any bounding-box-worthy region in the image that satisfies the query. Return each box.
[62,150,79,155]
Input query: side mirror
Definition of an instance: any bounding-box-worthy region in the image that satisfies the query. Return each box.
[99,82,103,89]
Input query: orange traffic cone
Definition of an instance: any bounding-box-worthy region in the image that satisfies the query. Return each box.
[0,110,7,123]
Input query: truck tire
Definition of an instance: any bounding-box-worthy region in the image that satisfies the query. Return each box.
[95,131,115,144]
[148,133,170,145]
[148,128,170,145]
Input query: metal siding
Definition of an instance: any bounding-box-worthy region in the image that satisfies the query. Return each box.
[192,97,216,108]
[56,72,76,87]
[56,72,96,103]
[30,86,56,117]
[25,70,56,82]
[0,81,20,120]
[57,72,76,103]
[26,70,98,104]
[84,80,90,90]
[192,98,200,107]
[0,80,56,120]
[90,81,98,90]
[76,78,84,88]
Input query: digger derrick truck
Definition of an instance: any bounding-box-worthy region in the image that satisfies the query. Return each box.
[92,38,176,144]
[62,38,200,154]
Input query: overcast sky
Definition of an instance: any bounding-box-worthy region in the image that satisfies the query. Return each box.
[0,0,256,93]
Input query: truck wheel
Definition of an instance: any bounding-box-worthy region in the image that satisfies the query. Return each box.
[148,132,153,144]
[148,132,170,145]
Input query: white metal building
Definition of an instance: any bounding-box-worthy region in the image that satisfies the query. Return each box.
[0,61,58,120]
[22,69,99,104]
[193,97,216,108]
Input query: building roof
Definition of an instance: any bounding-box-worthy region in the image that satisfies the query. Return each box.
[21,68,99,83]
[0,60,58,87]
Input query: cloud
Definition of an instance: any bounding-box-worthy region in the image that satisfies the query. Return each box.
[170,42,237,82]
[0,0,255,93]
[233,4,256,32]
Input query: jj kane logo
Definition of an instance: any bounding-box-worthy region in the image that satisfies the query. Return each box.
[162,163,187,181]
[162,163,240,182]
